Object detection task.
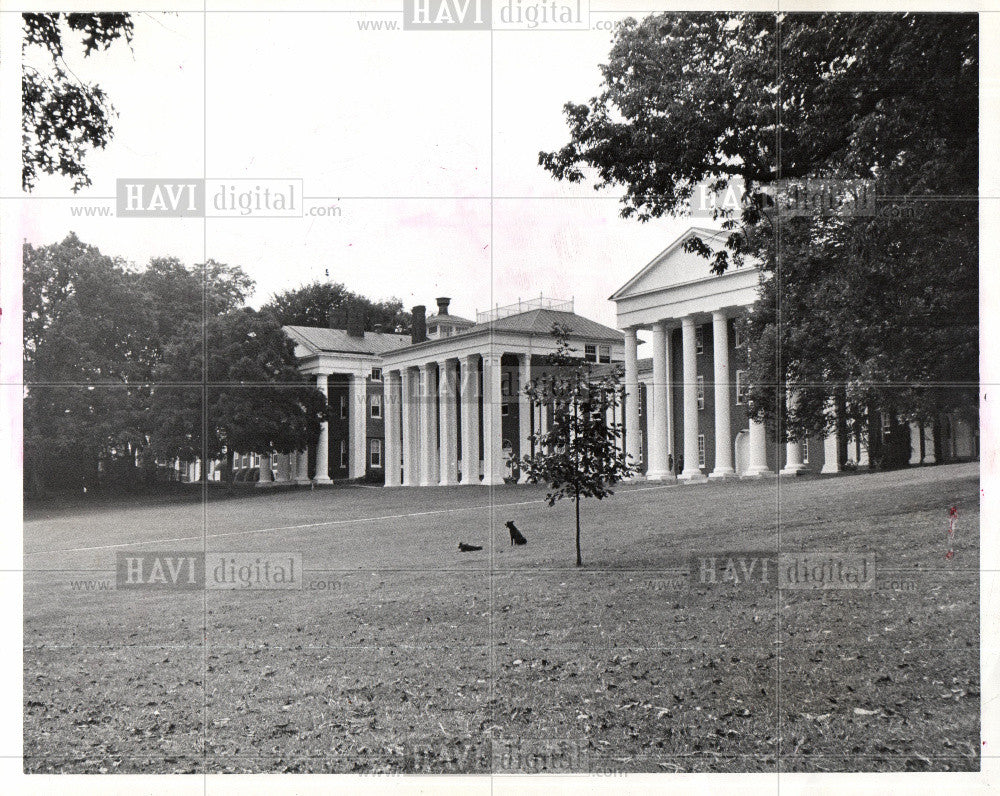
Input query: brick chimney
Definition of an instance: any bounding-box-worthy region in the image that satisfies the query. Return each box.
[411,305,427,343]
[346,307,365,338]
[436,297,451,316]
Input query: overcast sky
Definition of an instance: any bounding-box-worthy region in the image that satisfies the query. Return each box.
[18,10,707,331]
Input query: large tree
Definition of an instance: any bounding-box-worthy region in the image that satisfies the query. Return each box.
[23,236,255,492]
[540,13,977,439]
[22,13,133,192]
[263,281,411,334]
[150,309,330,484]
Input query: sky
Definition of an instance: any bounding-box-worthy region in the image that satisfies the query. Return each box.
[16,9,707,331]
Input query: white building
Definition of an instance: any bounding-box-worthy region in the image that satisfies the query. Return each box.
[611,227,979,480]
[234,296,625,487]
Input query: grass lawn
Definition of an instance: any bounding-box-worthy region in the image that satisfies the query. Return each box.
[23,462,980,773]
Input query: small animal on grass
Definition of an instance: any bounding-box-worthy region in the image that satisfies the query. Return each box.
[506,521,527,546]
[458,542,483,552]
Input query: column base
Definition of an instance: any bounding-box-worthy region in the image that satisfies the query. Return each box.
[741,467,774,478]
[678,469,708,484]
[708,468,737,480]
[922,455,936,464]
[294,478,312,486]
[439,477,459,486]
[779,464,808,476]
[313,476,334,485]
[645,470,673,482]
[255,481,278,488]
[820,463,842,474]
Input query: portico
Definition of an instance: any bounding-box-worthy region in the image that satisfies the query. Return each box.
[612,227,779,482]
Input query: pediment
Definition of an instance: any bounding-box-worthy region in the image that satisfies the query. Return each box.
[610,227,741,300]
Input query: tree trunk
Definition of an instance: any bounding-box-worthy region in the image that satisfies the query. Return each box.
[575,491,582,567]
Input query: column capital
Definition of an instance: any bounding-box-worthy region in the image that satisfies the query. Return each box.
[681,314,697,329]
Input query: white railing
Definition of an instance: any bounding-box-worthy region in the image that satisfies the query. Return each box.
[476,296,573,325]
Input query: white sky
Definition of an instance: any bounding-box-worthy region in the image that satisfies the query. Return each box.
[17,10,705,331]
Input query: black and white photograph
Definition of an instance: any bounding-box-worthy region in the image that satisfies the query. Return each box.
[1,0,993,791]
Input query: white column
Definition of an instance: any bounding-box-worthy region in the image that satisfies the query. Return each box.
[922,422,936,463]
[314,374,333,484]
[438,359,459,485]
[909,421,922,465]
[257,454,273,486]
[401,368,418,486]
[384,370,402,487]
[482,353,505,485]
[517,353,532,483]
[710,311,736,479]
[856,431,870,468]
[460,356,480,483]
[419,363,436,486]
[647,322,670,480]
[623,328,642,475]
[780,389,807,476]
[275,453,290,483]
[349,372,368,479]
[679,316,707,482]
[744,418,773,477]
[295,449,310,484]
[821,401,842,473]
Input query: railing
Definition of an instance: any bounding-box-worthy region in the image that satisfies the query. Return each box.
[476,296,574,325]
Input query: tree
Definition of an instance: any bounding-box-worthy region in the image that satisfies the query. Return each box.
[539,13,977,437]
[22,236,257,493]
[263,281,411,333]
[521,326,636,566]
[22,13,133,192]
[150,308,330,485]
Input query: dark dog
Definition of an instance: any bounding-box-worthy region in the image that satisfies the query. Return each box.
[506,521,527,546]
[458,542,483,552]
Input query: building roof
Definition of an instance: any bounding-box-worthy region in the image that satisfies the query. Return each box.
[283,325,411,356]
[609,226,730,301]
[429,313,474,327]
[470,308,623,343]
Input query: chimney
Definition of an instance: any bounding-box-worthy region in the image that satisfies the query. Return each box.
[411,305,427,344]
[327,307,346,329]
[435,297,451,316]
[346,307,365,338]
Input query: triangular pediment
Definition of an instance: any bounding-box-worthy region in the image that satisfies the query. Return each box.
[610,227,737,300]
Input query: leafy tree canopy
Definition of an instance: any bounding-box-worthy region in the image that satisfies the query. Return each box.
[22,13,133,192]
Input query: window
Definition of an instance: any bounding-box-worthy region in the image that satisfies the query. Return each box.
[736,370,749,405]
[339,395,348,419]
[370,367,382,382]
[501,404,510,416]
[370,438,383,468]
[697,376,705,410]
[428,324,438,335]
[501,372,512,397]
[698,434,706,468]
[733,324,744,348]
[598,344,611,363]
[585,344,597,362]
[637,431,643,464]
[339,439,348,469]
[882,413,893,434]
[802,439,809,464]
[370,394,382,419]
[695,326,704,354]
[442,326,453,337]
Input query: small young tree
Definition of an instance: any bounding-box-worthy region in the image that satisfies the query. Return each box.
[521,325,636,566]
